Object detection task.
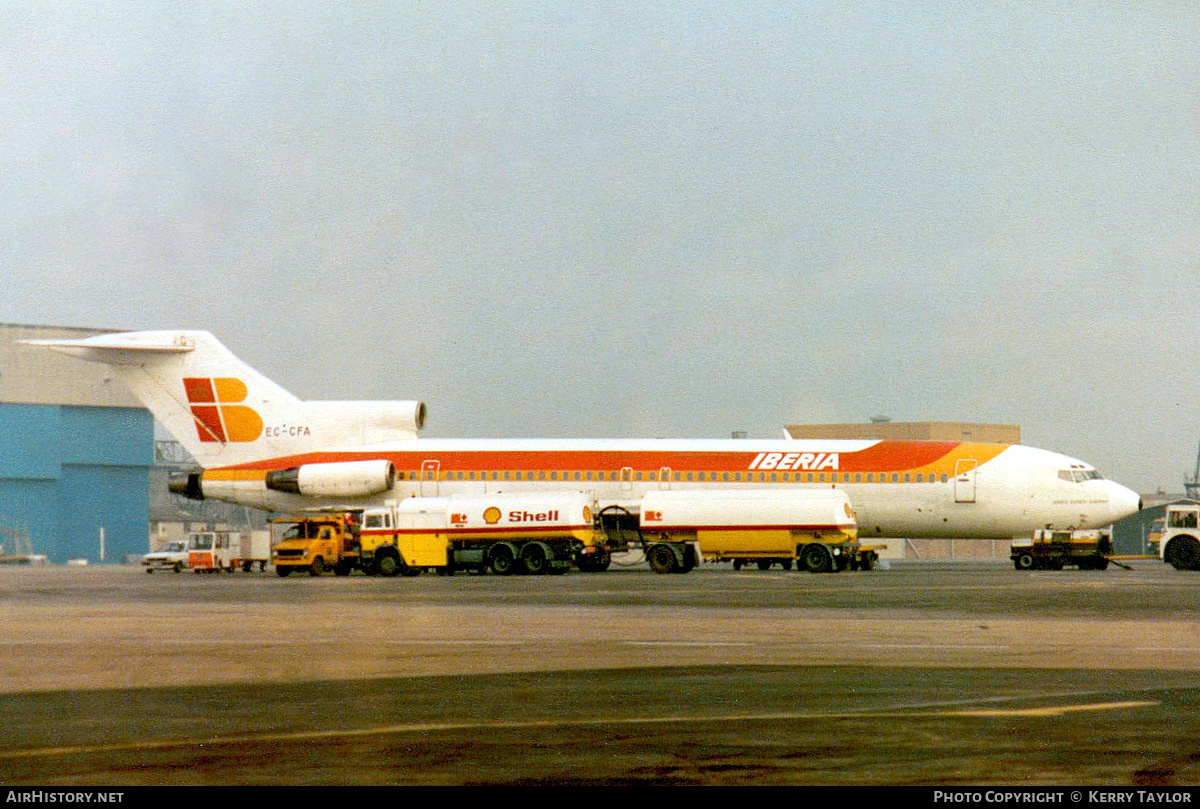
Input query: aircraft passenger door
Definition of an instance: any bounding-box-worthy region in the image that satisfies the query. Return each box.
[954,459,978,503]
[620,467,634,492]
[421,460,441,497]
[659,467,672,491]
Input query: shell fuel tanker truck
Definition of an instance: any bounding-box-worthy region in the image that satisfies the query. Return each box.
[273,489,874,577]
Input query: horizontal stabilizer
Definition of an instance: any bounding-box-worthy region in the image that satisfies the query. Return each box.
[22,332,196,364]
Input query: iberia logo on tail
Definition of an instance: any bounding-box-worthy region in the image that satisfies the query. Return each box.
[183,378,263,443]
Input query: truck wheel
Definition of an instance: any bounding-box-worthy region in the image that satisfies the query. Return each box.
[377,552,400,577]
[276,567,292,577]
[647,544,677,574]
[145,568,154,574]
[673,545,696,574]
[1166,535,1200,571]
[859,553,875,572]
[333,563,353,576]
[309,557,325,577]
[521,543,550,576]
[732,559,744,571]
[490,544,518,576]
[801,544,833,574]
[1014,553,1035,571]
[757,559,773,571]
[781,559,793,571]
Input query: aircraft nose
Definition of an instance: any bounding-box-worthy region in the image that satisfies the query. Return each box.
[1108,482,1141,524]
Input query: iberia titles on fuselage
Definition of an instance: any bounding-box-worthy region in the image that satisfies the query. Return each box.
[24,330,1142,541]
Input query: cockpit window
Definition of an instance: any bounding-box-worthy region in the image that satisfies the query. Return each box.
[1058,469,1104,483]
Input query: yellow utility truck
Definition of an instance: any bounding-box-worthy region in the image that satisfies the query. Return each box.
[272,514,362,577]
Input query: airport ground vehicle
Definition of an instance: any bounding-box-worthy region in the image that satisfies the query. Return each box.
[142,540,189,573]
[272,514,361,577]
[187,530,270,573]
[1010,529,1113,570]
[634,489,868,574]
[361,493,601,576]
[1158,504,1200,570]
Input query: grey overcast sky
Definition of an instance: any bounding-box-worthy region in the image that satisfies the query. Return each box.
[2,3,1198,493]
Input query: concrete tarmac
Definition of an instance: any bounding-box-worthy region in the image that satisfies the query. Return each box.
[2,559,1200,785]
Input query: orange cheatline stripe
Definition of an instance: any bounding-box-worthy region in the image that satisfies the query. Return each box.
[206,443,1012,489]
[213,441,1006,474]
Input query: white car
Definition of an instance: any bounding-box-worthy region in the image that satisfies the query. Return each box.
[142,540,189,573]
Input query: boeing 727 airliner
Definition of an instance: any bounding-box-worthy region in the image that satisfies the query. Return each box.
[26,330,1141,544]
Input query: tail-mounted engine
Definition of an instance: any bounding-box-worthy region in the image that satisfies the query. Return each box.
[265,459,397,498]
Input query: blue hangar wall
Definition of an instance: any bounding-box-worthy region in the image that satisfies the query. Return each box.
[0,404,152,563]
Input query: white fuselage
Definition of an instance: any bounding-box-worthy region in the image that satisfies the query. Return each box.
[199,438,1141,540]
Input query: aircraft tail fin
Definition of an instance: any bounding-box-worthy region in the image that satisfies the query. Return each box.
[24,331,301,467]
[26,330,426,471]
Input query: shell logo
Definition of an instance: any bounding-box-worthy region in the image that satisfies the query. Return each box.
[583,505,592,523]
[483,506,502,525]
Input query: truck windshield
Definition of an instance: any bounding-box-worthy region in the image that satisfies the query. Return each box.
[280,523,329,540]
[188,534,214,550]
